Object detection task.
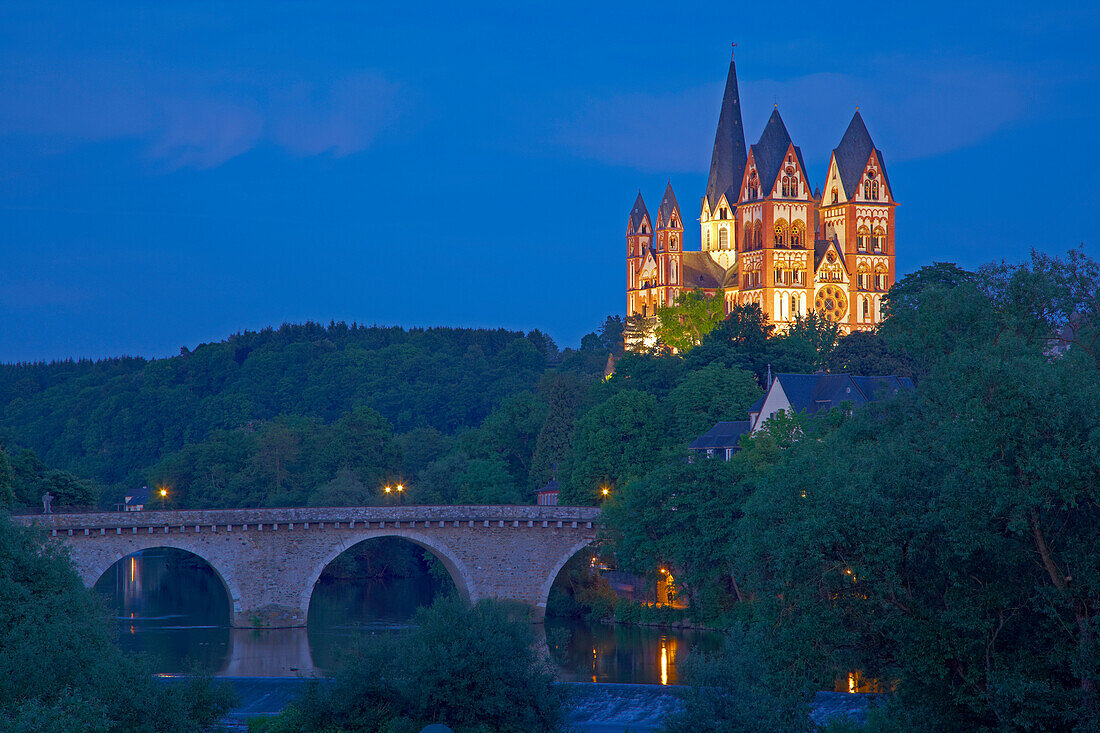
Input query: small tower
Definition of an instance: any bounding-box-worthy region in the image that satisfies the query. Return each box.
[654,182,684,310]
[701,45,748,273]
[626,193,652,317]
[817,110,896,329]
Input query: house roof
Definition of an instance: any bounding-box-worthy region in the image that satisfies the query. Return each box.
[125,486,150,503]
[832,110,891,199]
[689,421,751,450]
[536,478,560,495]
[656,182,681,229]
[814,238,849,273]
[628,192,649,234]
[705,54,748,214]
[681,251,728,289]
[749,108,810,196]
[773,373,913,417]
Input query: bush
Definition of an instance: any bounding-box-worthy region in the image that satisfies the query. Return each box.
[253,596,565,732]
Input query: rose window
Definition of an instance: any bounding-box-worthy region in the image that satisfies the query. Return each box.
[815,285,848,321]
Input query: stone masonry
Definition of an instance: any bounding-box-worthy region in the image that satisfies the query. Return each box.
[14,505,601,627]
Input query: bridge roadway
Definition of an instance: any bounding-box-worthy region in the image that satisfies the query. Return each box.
[14,505,601,627]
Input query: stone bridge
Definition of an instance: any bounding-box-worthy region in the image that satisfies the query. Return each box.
[14,505,601,627]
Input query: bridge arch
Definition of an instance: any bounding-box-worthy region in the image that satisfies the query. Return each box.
[79,537,246,618]
[300,529,477,617]
[536,537,599,618]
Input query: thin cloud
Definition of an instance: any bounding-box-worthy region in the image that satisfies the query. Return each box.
[0,59,406,170]
[550,57,1030,173]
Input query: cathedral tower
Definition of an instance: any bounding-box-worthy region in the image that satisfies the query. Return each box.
[654,182,684,311]
[700,46,748,274]
[818,111,896,329]
[736,107,814,326]
[626,192,654,317]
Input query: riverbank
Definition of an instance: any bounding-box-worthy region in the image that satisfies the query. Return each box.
[207,677,875,731]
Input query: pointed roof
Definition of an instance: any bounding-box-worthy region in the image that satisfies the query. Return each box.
[705,53,748,213]
[627,192,650,234]
[656,182,682,229]
[832,110,891,198]
[749,107,808,195]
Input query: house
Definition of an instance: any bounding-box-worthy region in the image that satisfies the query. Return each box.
[122,485,150,512]
[535,477,559,506]
[690,372,913,459]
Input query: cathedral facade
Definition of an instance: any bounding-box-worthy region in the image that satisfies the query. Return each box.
[626,50,896,345]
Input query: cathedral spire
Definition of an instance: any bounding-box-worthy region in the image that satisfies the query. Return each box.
[656,181,682,229]
[705,48,748,213]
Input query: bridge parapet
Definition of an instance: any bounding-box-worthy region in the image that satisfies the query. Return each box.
[15,505,602,627]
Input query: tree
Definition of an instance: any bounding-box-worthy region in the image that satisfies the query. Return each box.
[655,289,727,353]
[0,447,13,506]
[529,374,585,491]
[827,330,913,377]
[253,597,564,732]
[566,390,667,505]
[0,518,235,730]
[665,363,762,443]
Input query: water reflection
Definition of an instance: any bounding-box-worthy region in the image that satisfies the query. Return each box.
[96,549,723,684]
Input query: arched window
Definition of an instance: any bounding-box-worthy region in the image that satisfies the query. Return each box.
[671,260,678,284]
[857,227,870,252]
[753,222,762,250]
[874,296,882,321]
[742,225,750,251]
[706,229,711,249]
[670,235,678,250]
[871,181,879,199]
[719,227,729,249]
[864,179,872,199]
[831,188,838,204]
[863,296,870,320]
[774,220,788,247]
[873,227,885,253]
[774,292,783,320]
[774,266,785,285]
[790,221,804,248]
[747,173,760,200]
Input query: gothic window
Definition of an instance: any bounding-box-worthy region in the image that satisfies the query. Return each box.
[790,222,804,248]
[863,296,870,320]
[864,179,872,199]
[774,267,785,285]
[774,221,787,247]
[671,260,678,284]
[742,225,750,251]
[641,223,648,234]
[719,227,729,249]
[706,229,711,248]
[873,227,885,252]
[857,227,870,252]
[831,188,838,204]
[871,181,880,199]
[790,293,798,318]
[671,235,678,250]
[753,222,762,250]
[747,173,760,200]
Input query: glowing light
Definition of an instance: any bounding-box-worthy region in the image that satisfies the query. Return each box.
[130,556,136,583]
[396,484,404,492]
[601,487,609,496]
[660,642,669,685]
[848,672,856,693]
[159,488,168,498]
[384,486,392,493]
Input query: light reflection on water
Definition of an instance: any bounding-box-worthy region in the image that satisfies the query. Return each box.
[96,549,722,684]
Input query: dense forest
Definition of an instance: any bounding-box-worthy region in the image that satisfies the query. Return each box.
[0,298,887,511]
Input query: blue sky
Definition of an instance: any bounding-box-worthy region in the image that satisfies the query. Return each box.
[1,2,1097,362]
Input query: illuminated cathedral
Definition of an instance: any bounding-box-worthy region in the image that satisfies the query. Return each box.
[625,48,896,347]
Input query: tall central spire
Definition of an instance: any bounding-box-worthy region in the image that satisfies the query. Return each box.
[705,47,748,213]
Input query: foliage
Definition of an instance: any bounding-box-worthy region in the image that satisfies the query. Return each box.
[7,448,97,509]
[251,597,564,733]
[655,289,727,353]
[0,517,236,731]
[826,331,913,377]
[565,389,666,504]
[665,363,761,443]
[663,624,813,733]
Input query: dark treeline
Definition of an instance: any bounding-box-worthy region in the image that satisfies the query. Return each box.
[0,306,885,511]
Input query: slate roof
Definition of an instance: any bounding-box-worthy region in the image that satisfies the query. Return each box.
[705,55,748,213]
[689,421,751,451]
[832,110,891,199]
[125,486,150,504]
[535,478,560,495]
[628,192,649,234]
[656,182,681,229]
[775,373,913,417]
[814,239,848,273]
[749,108,810,197]
[681,251,728,289]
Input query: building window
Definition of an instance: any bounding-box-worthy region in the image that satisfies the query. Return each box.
[871,181,880,199]
[719,227,729,249]
[753,222,762,250]
[706,229,710,248]
[831,188,838,204]
[873,227,885,253]
[774,221,787,247]
[790,222,804,248]
[863,296,870,320]
[857,227,870,252]
[670,235,678,250]
[671,260,677,284]
[747,173,760,200]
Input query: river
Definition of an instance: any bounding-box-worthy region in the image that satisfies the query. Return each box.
[95,547,722,685]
